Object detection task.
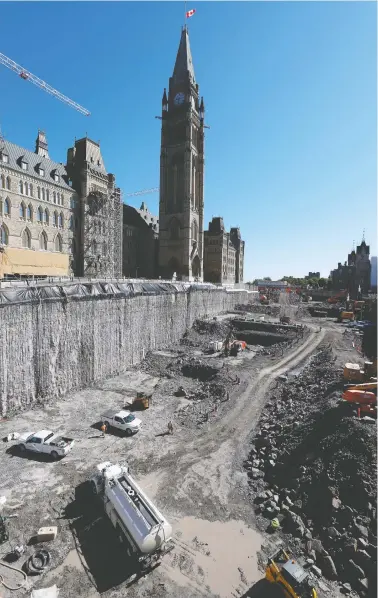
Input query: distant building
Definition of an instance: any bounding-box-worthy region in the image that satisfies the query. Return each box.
[0,131,75,279]
[122,202,159,278]
[203,217,245,285]
[330,238,371,296]
[370,256,377,290]
[306,272,320,279]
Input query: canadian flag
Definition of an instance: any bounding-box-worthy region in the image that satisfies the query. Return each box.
[186,9,196,18]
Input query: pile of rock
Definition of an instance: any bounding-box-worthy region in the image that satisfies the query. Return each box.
[245,348,377,597]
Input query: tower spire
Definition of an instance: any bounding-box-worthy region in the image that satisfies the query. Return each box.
[172,26,196,85]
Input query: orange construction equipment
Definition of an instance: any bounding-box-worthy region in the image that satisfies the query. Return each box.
[230,340,247,356]
[342,389,377,418]
[343,389,377,406]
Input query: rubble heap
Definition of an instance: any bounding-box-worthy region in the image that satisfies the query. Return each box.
[245,348,377,597]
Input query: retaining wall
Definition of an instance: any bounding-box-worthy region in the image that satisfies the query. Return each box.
[0,283,252,415]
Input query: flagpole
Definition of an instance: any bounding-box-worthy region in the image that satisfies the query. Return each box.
[184,0,187,28]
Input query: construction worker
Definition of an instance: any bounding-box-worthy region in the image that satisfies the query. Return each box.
[168,421,173,435]
[100,422,107,438]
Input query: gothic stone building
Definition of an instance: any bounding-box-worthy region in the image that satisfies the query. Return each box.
[203,217,245,285]
[123,202,159,278]
[158,26,205,281]
[0,130,123,280]
[66,137,123,278]
[330,238,372,296]
[0,131,75,279]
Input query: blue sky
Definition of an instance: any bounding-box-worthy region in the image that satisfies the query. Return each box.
[1,1,376,281]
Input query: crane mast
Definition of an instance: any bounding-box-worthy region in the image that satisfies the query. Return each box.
[0,52,90,116]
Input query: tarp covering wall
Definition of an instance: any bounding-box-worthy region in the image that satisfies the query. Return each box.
[0,281,219,307]
[0,281,254,415]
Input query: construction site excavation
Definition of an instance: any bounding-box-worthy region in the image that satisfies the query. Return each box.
[0,283,376,598]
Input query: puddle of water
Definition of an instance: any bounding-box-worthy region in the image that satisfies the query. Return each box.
[163,517,262,597]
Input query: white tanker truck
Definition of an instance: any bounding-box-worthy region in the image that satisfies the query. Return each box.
[90,462,174,571]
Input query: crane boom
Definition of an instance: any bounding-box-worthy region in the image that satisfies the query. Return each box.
[0,52,90,117]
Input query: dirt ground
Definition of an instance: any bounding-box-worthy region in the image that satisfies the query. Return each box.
[0,306,368,598]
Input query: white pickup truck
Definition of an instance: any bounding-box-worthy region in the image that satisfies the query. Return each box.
[18,430,74,460]
[101,410,141,436]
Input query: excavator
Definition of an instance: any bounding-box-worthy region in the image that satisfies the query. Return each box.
[265,548,317,598]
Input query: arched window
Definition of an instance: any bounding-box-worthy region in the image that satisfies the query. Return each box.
[169,218,180,240]
[0,223,8,245]
[39,231,48,250]
[25,182,29,196]
[37,187,41,199]
[192,219,198,243]
[6,177,11,190]
[53,211,58,227]
[19,202,26,219]
[53,192,56,204]
[69,215,74,230]
[46,189,50,202]
[30,183,33,197]
[22,227,31,249]
[42,188,45,201]
[103,222,106,234]
[103,241,107,255]
[70,196,75,209]
[44,208,49,224]
[4,198,10,216]
[19,181,24,194]
[58,213,63,228]
[1,174,5,188]
[37,206,43,222]
[27,204,33,221]
[92,239,97,255]
[60,194,64,207]
[55,233,62,252]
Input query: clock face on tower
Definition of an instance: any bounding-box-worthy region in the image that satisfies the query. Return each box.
[174,92,185,106]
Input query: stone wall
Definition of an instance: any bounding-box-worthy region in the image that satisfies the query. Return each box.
[0,285,252,415]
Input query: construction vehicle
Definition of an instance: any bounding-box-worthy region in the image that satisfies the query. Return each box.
[100,409,142,436]
[328,291,347,304]
[265,548,317,598]
[132,392,152,411]
[344,381,377,394]
[342,389,377,418]
[230,340,247,356]
[343,360,377,383]
[338,311,354,323]
[90,462,174,571]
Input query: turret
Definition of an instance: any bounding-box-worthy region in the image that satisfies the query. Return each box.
[162,88,168,112]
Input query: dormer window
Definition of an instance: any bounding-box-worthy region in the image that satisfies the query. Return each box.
[21,160,28,171]
[1,153,9,164]
[54,173,60,182]
[97,160,101,167]
[39,167,45,177]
